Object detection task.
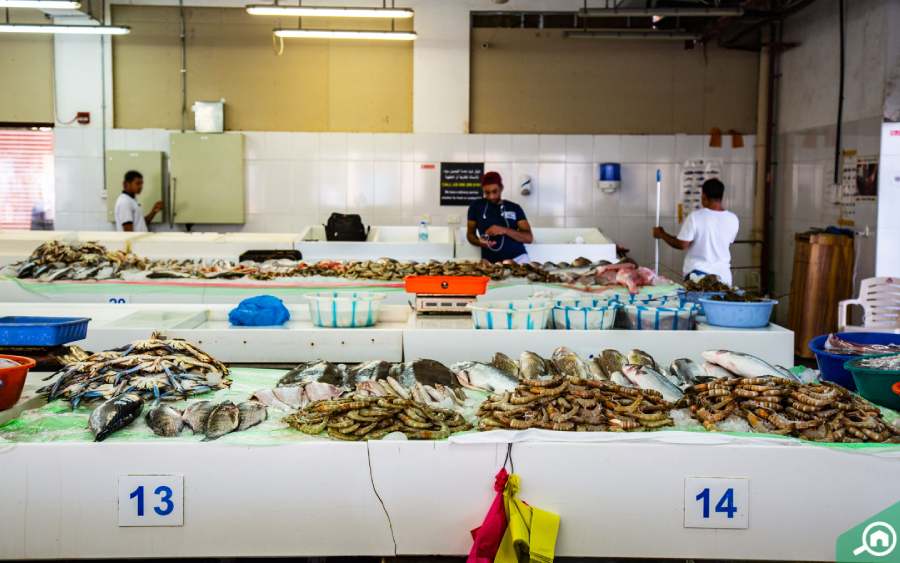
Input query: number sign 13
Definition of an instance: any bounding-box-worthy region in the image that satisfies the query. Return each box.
[683,477,749,529]
[118,475,184,527]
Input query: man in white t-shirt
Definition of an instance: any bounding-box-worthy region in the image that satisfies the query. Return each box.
[652,178,739,285]
[114,170,163,232]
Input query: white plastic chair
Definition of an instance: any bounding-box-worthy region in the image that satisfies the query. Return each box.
[838,277,900,332]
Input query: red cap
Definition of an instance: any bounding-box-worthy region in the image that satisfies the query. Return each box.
[481,171,503,187]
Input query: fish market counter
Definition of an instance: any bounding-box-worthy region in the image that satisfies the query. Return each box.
[1,371,897,561]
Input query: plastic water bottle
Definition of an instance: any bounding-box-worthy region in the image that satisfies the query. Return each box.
[418,219,429,242]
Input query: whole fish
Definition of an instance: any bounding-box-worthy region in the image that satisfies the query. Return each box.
[858,353,900,370]
[609,370,634,388]
[491,352,520,379]
[622,364,684,402]
[701,350,798,381]
[600,349,627,378]
[89,393,144,442]
[395,359,458,388]
[669,358,706,387]
[236,401,268,431]
[452,361,519,394]
[146,405,184,437]
[182,400,214,433]
[551,346,590,379]
[703,362,737,380]
[204,401,240,440]
[825,334,900,356]
[519,351,546,379]
[588,358,610,381]
[627,349,660,372]
[278,360,344,387]
[344,360,391,386]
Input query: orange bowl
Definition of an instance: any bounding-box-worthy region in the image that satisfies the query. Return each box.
[0,354,37,410]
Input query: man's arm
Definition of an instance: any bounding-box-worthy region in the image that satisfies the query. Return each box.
[144,201,163,225]
[652,227,690,250]
[467,220,494,248]
[485,219,533,244]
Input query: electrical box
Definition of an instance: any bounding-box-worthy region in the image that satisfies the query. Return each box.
[105,150,164,224]
[169,132,245,224]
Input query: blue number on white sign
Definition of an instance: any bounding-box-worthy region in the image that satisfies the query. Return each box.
[696,487,737,519]
[129,485,174,517]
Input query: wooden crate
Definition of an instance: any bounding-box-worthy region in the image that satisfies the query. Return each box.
[789,232,855,358]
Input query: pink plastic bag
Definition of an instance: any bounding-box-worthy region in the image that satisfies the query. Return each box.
[467,468,510,563]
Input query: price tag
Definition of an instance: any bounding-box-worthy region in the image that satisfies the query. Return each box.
[107,296,129,304]
[684,477,748,529]
[118,475,183,527]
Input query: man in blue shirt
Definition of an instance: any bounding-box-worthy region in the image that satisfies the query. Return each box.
[466,171,533,263]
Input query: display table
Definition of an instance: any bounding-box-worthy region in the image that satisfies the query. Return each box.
[1,369,897,561]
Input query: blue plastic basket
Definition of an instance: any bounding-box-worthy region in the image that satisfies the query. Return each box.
[698,298,777,329]
[0,316,90,346]
[809,332,900,391]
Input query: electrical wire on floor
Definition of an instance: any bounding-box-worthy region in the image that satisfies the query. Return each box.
[366,441,398,556]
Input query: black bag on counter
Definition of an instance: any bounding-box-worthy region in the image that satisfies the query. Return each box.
[325,213,369,241]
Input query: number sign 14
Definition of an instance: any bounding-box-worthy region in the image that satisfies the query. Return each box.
[118,475,184,527]
[683,477,749,529]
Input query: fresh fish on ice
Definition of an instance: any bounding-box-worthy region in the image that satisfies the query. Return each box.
[182,400,215,433]
[452,361,519,394]
[204,400,240,441]
[622,364,684,402]
[236,401,268,431]
[89,393,144,442]
[701,350,798,381]
[145,404,183,437]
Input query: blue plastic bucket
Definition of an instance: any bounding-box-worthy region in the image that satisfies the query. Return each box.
[698,298,777,328]
[809,332,900,391]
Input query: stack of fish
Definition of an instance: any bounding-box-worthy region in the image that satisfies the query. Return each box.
[681,376,900,443]
[40,333,231,407]
[14,240,148,281]
[88,396,267,442]
[283,394,471,440]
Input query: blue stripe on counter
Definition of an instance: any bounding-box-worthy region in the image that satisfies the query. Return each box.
[331,299,337,328]
[351,299,357,328]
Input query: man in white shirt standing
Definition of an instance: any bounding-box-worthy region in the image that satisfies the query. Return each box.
[114,170,163,232]
[652,178,739,285]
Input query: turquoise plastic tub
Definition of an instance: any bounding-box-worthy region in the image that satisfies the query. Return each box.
[698,298,777,328]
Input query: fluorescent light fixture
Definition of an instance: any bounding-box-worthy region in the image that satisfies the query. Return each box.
[247,5,413,18]
[0,23,130,34]
[0,0,81,8]
[579,7,743,18]
[274,28,415,40]
[566,30,698,41]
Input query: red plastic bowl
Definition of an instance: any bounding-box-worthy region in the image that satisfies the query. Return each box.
[0,354,37,411]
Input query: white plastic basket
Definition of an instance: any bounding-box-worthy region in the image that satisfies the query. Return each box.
[551,302,621,330]
[306,292,386,328]
[622,302,699,331]
[470,299,552,330]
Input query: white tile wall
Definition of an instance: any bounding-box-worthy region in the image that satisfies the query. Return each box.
[57,130,758,274]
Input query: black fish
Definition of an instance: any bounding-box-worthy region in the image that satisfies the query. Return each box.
[278,361,344,387]
[89,393,144,442]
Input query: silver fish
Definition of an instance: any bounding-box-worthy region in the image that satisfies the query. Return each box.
[204,401,240,441]
[145,405,184,437]
[588,358,610,381]
[182,400,214,433]
[669,358,706,387]
[551,346,590,379]
[609,370,634,388]
[519,351,546,379]
[703,362,737,380]
[236,401,268,431]
[701,350,798,381]
[452,361,519,394]
[858,354,900,370]
[89,393,144,442]
[344,360,391,386]
[622,364,684,402]
[600,349,627,378]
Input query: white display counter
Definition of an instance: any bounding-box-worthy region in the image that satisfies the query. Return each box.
[296,225,454,262]
[455,227,617,263]
[0,302,792,368]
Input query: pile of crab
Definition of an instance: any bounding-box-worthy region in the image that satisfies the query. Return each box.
[39,333,231,408]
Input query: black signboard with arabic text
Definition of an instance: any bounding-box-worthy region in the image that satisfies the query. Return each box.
[440,162,484,206]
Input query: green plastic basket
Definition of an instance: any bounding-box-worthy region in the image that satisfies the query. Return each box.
[844,354,900,411]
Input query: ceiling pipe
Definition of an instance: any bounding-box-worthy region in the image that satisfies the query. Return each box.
[566,29,699,40]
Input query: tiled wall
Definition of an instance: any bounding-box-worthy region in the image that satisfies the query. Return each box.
[53,128,757,279]
[771,116,882,324]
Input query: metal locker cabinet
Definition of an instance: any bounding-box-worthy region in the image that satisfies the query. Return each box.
[169,132,244,224]
[105,150,164,224]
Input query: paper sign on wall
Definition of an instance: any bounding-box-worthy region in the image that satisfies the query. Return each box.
[440,162,484,206]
